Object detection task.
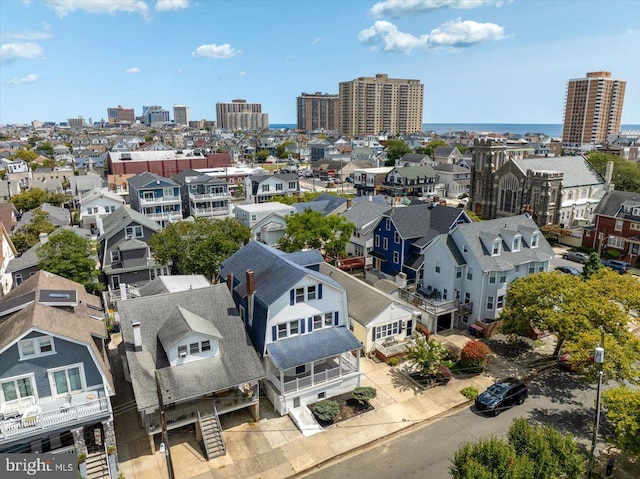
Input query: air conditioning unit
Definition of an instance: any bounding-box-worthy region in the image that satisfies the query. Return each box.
[401,320,407,329]
[179,352,187,359]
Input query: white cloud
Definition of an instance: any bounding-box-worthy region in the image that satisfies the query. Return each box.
[125,67,141,73]
[43,0,150,18]
[311,37,322,46]
[7,73,38,85]
[370,0,502,18]
[1,31,52,41]
[0,42,46,63]
[239,71,246,76]
[155,0,189,11]
[192,43,241,59]
[359,18,506,52]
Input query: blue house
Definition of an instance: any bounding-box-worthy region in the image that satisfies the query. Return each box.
[127,172,183,227]
[220,241,362,426]
[370,203,469,281]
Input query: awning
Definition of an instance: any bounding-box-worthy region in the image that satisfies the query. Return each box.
[369,250,387,261]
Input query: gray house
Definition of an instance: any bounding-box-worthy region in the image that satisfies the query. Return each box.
[172,169,232,220]
[127,172,182,227]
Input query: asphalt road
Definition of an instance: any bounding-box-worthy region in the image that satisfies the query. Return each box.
[300,368,608,479]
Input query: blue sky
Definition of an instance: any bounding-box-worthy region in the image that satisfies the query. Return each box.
[1,0,639,126]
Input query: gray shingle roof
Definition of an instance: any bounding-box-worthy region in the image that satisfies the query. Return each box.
[157,306,222,350]
[99,206,160,241]
[592,190,640,218]
[386,203,465,240]
[138,275,211,297]
[118,285,265,410]
[512,156,603,188]
[266,327,361,369]
[391,165,437,179]
[342,200,390,231]
[127,172,178,189]
[433,146,457,157]
[400,153,430,163]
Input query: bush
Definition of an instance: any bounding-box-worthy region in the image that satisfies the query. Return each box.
[352,386,377,406]
[461,386,479,400]
[313,400,340,422]
[436,363,453,381]
[460,340,491,372]
[414,323,430,340]
[445,344,462,362]
[388,357,399,367]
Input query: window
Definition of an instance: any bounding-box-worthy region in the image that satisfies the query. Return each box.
[49,365,84,396]
[278,323,288,339]
[374,322,399,340]
[385,218,391,231]
[489,272,496,284]
[251,215,257,221]
[201,340,211,352]
[189,343,200,354]
[324,312,333,327]
[528,263,535,274]
[631,223,640,231]
[375,235,380,247]
[462,245,468,254]
[295,366,306,375]
[537,262,545,272]
[307,285,316,300]
[15,274,22,286]
[110,250,121,262]
[497,295,505,309]
[512,237,520,251]
[313,315,323,330]
[455,267,462,279]
[499,271,506,284]
[318,392,326,399]
[1,375,34,402]
[394,231,400,244]
[393,251,399,264]
[467,267,473,281]
[492,240,500,255]
[289,182,297,190]
[383,238,388,250]
[487,296,494,310]
[295,288,305,303]
[531,233,539,248]
[435,260,441,273]
[276,183,283,191]
[178,345,187,357]
[608,236,625,248]
[18,336,56,359]
[464,292,471,304]
[261,184,269,192]
[125,226,143,238]
[443,289,448,300]
[614,220,623,231]
[289,320,299,336]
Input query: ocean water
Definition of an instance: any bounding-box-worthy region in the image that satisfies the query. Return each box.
[269,123,640,138]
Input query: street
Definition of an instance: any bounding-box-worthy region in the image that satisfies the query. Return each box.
[300,368,610,479]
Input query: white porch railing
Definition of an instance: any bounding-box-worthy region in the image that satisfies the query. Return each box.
[269,353,359,394]
[0,398,110,442]
[191,192,230,200]
[375,338,408,357]
[144,212,183,221]
[193,207,230,216]
[140,195,181,205]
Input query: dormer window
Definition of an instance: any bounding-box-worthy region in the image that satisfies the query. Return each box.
[19,336,56,360]
[531,233,539,248]
[492,240,501,256]
[512,237,521,252]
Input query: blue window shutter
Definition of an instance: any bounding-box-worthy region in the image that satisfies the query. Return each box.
[318,284,323,299]
[334,311,339,326]
[290,289,295,305]
[308,317,313,332]
[271,326,277,342]
[300,319,305,334]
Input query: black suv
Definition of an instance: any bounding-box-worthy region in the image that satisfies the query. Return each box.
[475,378,528,416]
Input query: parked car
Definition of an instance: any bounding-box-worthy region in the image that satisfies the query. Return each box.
[600,259,630,274]
[562,251,589,263]
[475,378,528,416]
[555,266,581,276]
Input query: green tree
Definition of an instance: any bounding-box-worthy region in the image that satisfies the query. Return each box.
[450,419,584,479]
[587,152,640,193]
[278,209,355,261]
[276,141,293,159]
[256,149,270,163]
[10,188,67,211]
[540,224,569,245]
[602,386,640,457]
[36,141,55,157]
[9,149,38,163]
[581,251,602,279]
[384,139,412,166]
[270,192,323,205]
[500,269,640,384]
[149,218,251,281]
[37,229,100,292]
[404,332,448,377]
[10,208,57,253]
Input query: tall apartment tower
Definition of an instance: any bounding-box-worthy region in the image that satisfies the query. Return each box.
[107,105,135,125]
[297,92,339,131]
[562,71,626,151]
[173,105,190,126]
[338,73,424,136]
[216,99,262,130]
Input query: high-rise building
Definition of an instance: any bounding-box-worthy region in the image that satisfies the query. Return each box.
[224,112,269,130]
[142,105,170,127]
[338,73,424,136]
[173,105,190,126]
[67,116,85,128]
[216,99,262,129]
[297,92,339,131]
[107,105,135,125]
[562,71,626,151]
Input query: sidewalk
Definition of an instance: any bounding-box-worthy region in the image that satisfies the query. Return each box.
[115,333,499,479]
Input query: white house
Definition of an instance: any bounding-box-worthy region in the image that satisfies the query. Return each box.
[78,187,126,229]
[234,202,296,246]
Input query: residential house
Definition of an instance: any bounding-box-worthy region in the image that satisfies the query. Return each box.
[0,203,19,233]
[0,271,115,460]
[370,203,470,281]
[244,173,298,204]
[127,172,183,227]
[172,169,232,220]
[395,153,432,167]
[381,166,438,198]
[293,193,348,216]
[0,181,22,202]
[319,263,419,358]
[352,167,393,197]
[117,280,265,458]
[98,206,169,295]
[69,173,103,199]
[234,202,296,246]
[582,190,640,266]
[16,203,70,231]
[432,146,463,165]
[432,164,471,199]
[417,214,554,332]
[341,199,390,261]
[78,187,126,230]
[0,222,17,295]
[220,241,362,424]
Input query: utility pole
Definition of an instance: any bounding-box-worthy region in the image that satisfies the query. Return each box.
[587,327,605,478]
[155,370,175,479]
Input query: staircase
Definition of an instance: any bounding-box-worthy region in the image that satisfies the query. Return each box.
[198,408,226,460]
[85,451,109,479]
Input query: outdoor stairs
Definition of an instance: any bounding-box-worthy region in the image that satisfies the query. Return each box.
[86,451,109,479]
[198,408,226,460]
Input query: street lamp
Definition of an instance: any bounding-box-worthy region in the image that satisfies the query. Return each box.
[587,327,605,478]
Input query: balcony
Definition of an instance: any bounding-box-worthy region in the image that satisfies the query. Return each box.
[374,337,409,358]
[0,391,110,443]
[190,192,230,201]
[140,195,181,205]
[144,211,183,222]
[268,352,359,394]
[193,206,230,217]
[398,288,460,316]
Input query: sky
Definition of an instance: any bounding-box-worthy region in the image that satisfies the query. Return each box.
[1,0,639,126]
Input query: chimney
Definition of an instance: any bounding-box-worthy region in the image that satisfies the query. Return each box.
[39,232,49,244]
[131,320,142,352]
[246,269,255,296]
[226,273,234,291]
[604,160,615,191]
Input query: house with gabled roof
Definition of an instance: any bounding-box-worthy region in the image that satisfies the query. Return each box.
[370,203,470,281]
[234,202,295,246]
[341,199,390,260]
[220,241,362,426]
[396,153,432,167]
[78,187,126,229]
[127,172,183,227]
[0,271,115,461]
[117,281,265,459]
[432,163,471,199]
[432,146,463,164]
[293,192,348,216]
[244,173,299,204]
[172,169,232,220]
[0,221,17,295]
[381,165,438,198]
